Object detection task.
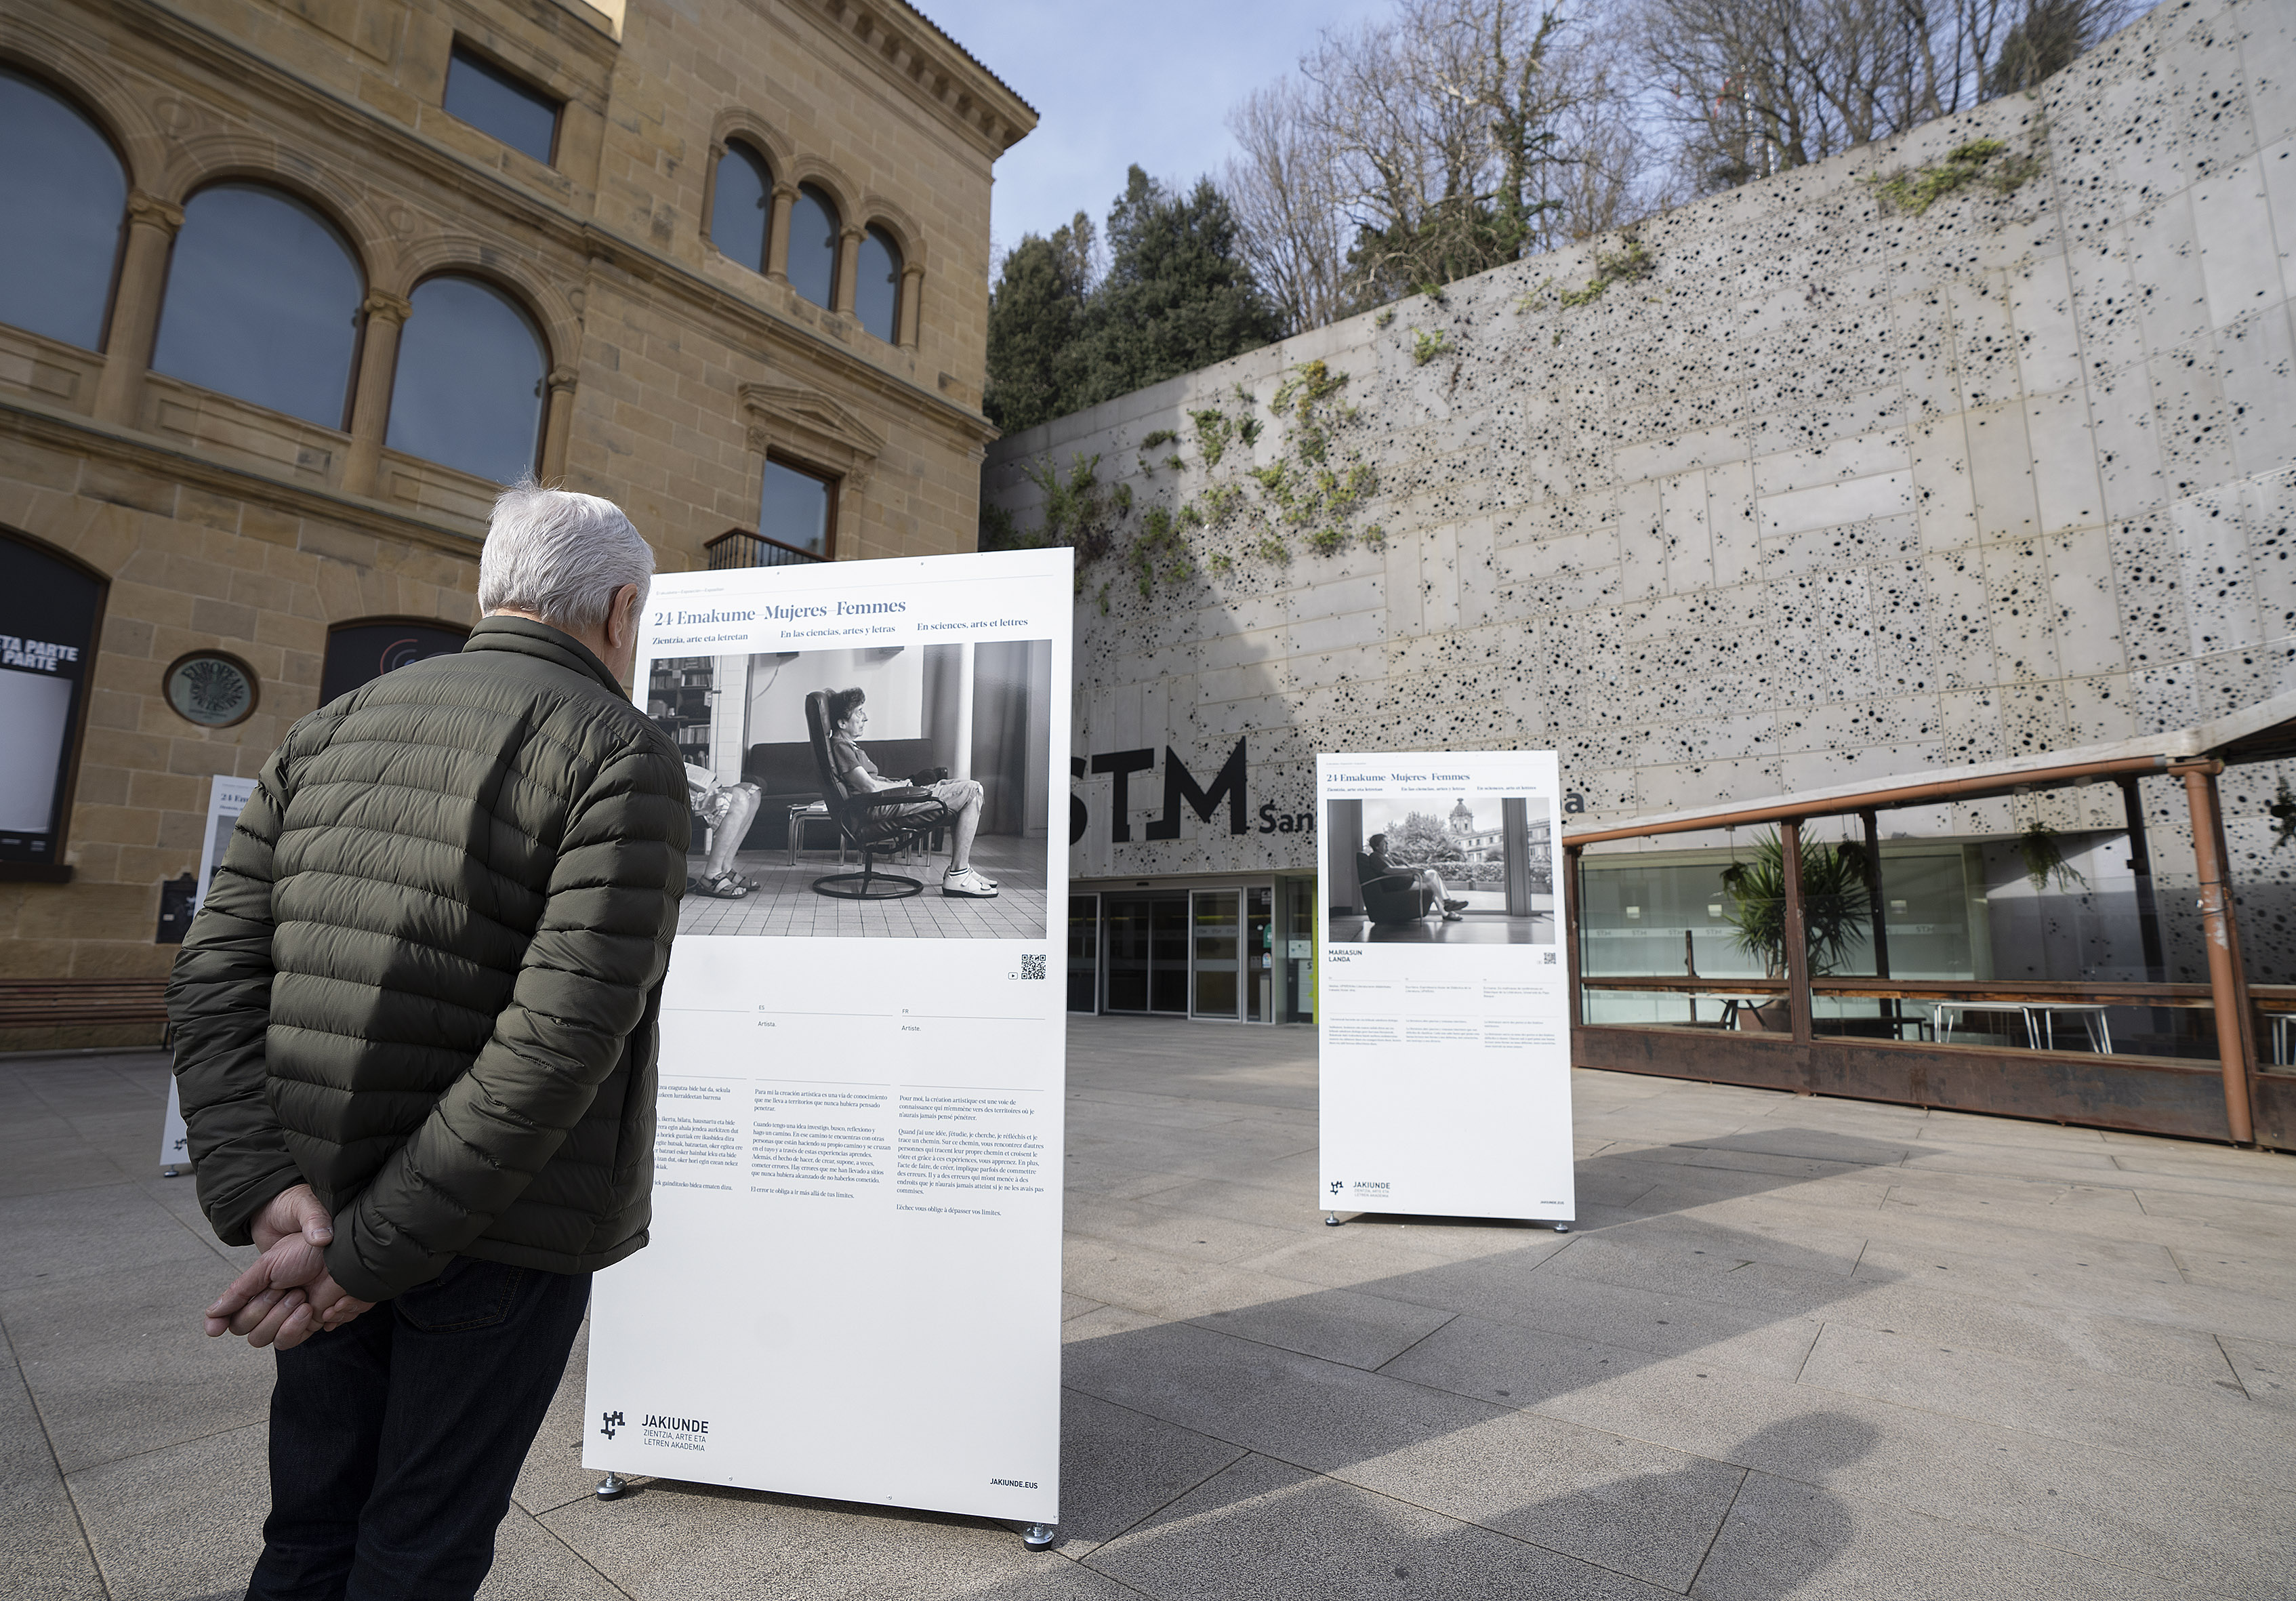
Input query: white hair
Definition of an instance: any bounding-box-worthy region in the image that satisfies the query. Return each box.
[478,479,654,632]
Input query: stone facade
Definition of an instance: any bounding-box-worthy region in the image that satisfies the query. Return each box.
[985,0,2295,936]
[0,0,1029,1045]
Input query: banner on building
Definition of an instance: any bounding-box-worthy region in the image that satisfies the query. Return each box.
[1317,751,1575,1222]
[584,548,1071,1527]
[164,773,260,1174]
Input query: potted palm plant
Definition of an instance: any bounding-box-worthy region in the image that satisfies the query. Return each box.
[1718,832,1874,1030]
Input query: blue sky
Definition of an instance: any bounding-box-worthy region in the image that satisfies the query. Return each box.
[917,0,1393,260]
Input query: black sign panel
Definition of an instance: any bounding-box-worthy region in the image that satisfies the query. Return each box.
[320,620,469,705]
[0,531,104,868]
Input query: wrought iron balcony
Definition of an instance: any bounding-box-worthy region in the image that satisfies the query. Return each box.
[705,528,825,569]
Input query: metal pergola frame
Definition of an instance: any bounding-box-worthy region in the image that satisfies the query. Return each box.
[1563,691,2296,1150]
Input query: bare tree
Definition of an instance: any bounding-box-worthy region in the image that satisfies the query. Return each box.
[1634,0,2137,196]
[1225,0,1645,329]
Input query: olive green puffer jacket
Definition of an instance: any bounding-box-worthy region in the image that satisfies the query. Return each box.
[167,617,688,1304]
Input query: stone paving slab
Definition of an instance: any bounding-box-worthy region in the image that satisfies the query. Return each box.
[5,1027,2295,1599]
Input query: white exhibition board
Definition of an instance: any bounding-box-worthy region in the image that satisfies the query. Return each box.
[1317,752,1575,1223]
[585,547,1071,1528]
[163,773,259,1174]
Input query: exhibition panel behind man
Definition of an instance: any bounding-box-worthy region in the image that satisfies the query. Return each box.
[165,483,688,1601]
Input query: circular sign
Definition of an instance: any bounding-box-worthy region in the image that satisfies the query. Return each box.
[163,651,258,728]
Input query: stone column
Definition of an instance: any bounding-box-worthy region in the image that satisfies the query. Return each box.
[340,291,412,498]
[538,367,579,483]
[898,264,924,348]
[834,226,863,315]
[91,190,184,428]
[764,184,796,283]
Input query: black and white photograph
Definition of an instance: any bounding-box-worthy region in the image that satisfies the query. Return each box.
[1325,794,1555,944]
[651,639,1054,939]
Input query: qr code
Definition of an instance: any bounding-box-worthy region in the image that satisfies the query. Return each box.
[1019,954,1048,980]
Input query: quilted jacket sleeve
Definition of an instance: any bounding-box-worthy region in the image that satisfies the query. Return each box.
[323,731,688,1303]
[167,742,306,1248]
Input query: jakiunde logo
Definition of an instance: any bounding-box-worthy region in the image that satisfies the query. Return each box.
[598,1410,625,1440]
[1329,1180,1342,1194]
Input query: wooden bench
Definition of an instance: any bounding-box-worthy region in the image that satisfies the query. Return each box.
[0,979,171,1032]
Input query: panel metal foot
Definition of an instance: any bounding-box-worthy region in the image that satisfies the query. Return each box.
[594,1472,628,1501]
[1324,1213,1344,1227]
[1551,1221,1572,1234]
[1021,1522,1056,1551]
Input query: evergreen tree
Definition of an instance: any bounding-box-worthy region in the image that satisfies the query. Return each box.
[982,168,1279,437]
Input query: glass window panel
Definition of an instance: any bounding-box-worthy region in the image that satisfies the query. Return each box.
[787,185,838,309]
[0,70,125,350]
[856,226,900,342]
[711,144,771,272]
[0,532,104,866]
[1067,893,1099,1013]
[443,45,558,165]
[386,275,546,484]
[152,184,362,428]
[760,458,830,555]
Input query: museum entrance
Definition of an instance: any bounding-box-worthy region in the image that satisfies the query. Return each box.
[1070,879,1312,1022]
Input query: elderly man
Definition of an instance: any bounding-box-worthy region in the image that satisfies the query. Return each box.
[167,481,686,1601]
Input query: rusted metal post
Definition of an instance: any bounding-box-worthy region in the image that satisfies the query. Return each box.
[2118,775,2167,984]
[1861,808,1894,1034]
[1564,845,1584,1030]
[2177,762,2255,1145]
[1781,819,1814,1056]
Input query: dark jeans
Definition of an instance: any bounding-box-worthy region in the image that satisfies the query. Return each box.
[247,1257,591,1601]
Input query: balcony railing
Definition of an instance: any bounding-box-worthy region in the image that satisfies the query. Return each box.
[706,528,825,569]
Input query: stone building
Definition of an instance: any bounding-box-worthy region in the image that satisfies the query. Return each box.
[0,0,1031,1045]
[985,0,2296,1034]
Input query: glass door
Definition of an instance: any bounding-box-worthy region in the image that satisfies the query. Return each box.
[1066,893,1099,1013]
[1105,894,1189,1014]
[1247,885,1273,1021]
[1281,877,1315,1022]
[1191,889,1242,1019]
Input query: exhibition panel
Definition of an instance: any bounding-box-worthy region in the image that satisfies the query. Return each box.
[586,548,1071,1530]
[1317,752,1574,1223]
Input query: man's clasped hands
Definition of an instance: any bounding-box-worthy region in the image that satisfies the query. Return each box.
[205,1182,375,1350]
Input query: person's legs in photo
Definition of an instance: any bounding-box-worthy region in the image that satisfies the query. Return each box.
[937,778,999,896]
[702,782,761,893]
[1413,866,1465,919]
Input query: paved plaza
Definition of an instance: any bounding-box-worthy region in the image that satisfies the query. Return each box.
[5,1021,2293,1599]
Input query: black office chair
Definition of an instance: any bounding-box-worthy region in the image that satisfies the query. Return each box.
[805,689,953,900]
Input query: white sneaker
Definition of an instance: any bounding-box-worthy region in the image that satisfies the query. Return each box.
[943,867,1000,898]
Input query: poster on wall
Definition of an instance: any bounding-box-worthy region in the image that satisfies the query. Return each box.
[163,773,260,1175]
[0,534,105,869]
[584,547,1071,1530]
[1317,751,1575,1223]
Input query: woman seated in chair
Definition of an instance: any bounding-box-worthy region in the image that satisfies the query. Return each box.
[825,687,998,898]
[1366,832,1466,922]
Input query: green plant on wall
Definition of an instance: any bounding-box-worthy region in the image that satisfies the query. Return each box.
[1867,136,2043,216]
[1717,831,1873,978]
[1554,234,1653,310]
[2015,824,2089,892]
[1191,408,1234,468]
[1411,327,1452,366]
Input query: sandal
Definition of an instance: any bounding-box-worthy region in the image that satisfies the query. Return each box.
[703,872,750,899]
[942,867,1000,899]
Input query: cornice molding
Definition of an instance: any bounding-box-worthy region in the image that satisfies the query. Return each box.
[739,374,885,491]
[792,0,1038,157]
[0,394,486,562]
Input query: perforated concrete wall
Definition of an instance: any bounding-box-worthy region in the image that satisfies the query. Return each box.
[985,0,2296,935]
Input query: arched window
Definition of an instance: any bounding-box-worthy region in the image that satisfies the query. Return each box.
[0,68,126,350]
[0,529,105,874]
[386,275,546,484]
[319,617,470,704]
[152,184,363,428]
[855,225,902,344]
[786,184,839,310]
[710,142,771,272]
